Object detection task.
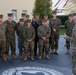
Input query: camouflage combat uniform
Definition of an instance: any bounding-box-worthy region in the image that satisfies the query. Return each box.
[23,25,35,60]
[67,25,76,74]
[37,25,51,59]
[65,20,75,50]
[4,20,16,57]
[72,25,76,74]
[49,18,61,54]
[16,24,25,57]
[0,23,6,59]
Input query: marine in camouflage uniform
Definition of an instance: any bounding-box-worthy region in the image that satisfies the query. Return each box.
[0,15,7,61]
[16,19,25,58]
[32,14,42,56]
[20,13,27,26]
[44,14,49,26]
[4,13,17,59]
[37,19,51,60]
[23,20,35,61]
[44,14,51,48]
[63,16,76,75]
[24,15,30,25]
[49,11,61,55]
[65,14,75,55]
[72,25,76,75]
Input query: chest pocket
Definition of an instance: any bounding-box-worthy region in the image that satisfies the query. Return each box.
[7,23,15,31]
[51,20,59,28]
[0,26,5,31]
[27,28,33,34]
[0,26,6,37]
[41,28,47,36]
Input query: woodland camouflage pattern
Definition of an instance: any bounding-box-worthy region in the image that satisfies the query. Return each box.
[37,25,51,56]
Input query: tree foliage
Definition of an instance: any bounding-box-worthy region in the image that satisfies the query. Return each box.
[33,0,52,19]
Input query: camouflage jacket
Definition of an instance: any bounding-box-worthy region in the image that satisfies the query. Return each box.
[65,20,75,37]
[23,25,35,41]
[37,25,51,41]
[4,20,16,38]
[72,25,76,50]
[67,25,76,50]
[16,24,25,39]
[0,23,7,39]
[49,18,61,34]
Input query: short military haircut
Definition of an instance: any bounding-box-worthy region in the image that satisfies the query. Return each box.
[52,11,57,14]
[0,15,3,18]
[8,13,13,16]
[68,14,73,17]
[42,19,47,22]
[27,19,31,23]
[21,13,26,16]
[19,18,24,22]
[26,15,29,18]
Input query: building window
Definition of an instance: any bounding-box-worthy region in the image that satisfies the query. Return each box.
[12,10,17,20]
[22,10,27,14]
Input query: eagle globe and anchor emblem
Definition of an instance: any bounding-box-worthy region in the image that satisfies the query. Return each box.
[1,66,64,75]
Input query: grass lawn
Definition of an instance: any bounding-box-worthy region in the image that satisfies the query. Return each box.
[59,28,66,35]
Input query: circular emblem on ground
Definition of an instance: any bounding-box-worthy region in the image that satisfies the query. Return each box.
[1,66,64,75]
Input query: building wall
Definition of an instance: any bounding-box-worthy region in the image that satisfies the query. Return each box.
[0,0,35,21]
[64,0,76,15]
[1,0,76,21]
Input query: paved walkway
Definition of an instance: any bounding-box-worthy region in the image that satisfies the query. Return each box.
[0,36,73,75]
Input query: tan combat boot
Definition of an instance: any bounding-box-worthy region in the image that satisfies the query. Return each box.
[2,55,8,62]
[50,49,55,55]
[46,55,50,60]
[28,55,30,59]
[30,55,34,61]
[20,54,23,59]
[65,50,70,55]
[24,55,27,61]
[54,50,58,55]
[12,54,17,59]
[39,55,42,60]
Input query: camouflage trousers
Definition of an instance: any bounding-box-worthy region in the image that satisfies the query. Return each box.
[0,38,6,57]
[51,33,59,50]
[66,39,70,49]
[6,37,16,55]
[39,39,49,56]
[18,38,24,55]
[72,49,76,74]
[24,41,34,56]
